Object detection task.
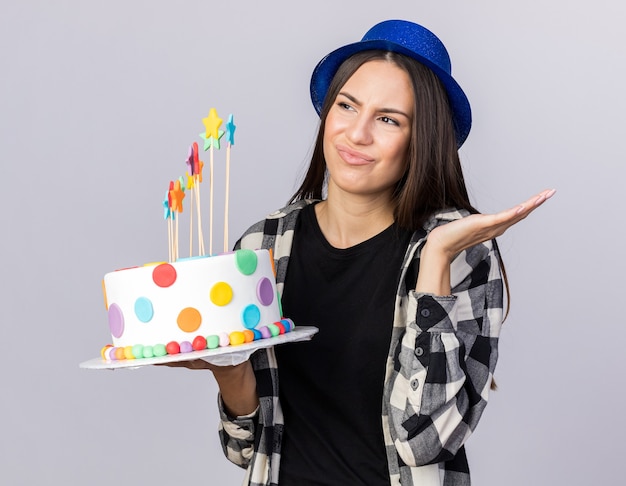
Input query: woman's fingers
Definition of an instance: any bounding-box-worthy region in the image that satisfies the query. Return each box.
[428,189,556,258]
[155,359,213,370]
[509,188,556,220]
[485,188,556,232]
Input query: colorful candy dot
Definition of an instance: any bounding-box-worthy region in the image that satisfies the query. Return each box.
[256,277,274,306]
[268,324,280,337]
[134,297,154,323]
[102,280,108,310]
[259,326,271,339]
[269,249,276,276]
[101,344,113,360]
[252,329,262,340]
[192,336,207,351]
[281,318,294,332]
[241,304,261,329]
[176,255,210,262]
[235,249,257,275]
[106,347,117,361]
[243,330,255,343]
[143,346,154,358]
[275,322,286,334]
[177,307,202,333]
[114,347,126,360]
[206,335,220,349]
[180,341,193,353]
[229,331,245,346]
[152,263,177,288]
[218,333,230,347]
[108,303,124,339]
[143,261,166,267]
[210,282,233,306]
[132,344,144,359]
[153,344,167,357]
[123,346,135,359]
[166,341,180,355]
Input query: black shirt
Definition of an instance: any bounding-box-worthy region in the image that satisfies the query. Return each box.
[276,203,413,485]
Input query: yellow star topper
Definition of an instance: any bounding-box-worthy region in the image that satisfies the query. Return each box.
[202,108,223,140]
[185,172,195,190]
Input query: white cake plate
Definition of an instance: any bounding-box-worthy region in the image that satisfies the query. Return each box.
[79,326,318,370]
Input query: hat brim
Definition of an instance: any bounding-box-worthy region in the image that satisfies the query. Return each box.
[310,39,472,147]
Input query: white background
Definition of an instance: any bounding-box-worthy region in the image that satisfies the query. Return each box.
[1,1,624,484]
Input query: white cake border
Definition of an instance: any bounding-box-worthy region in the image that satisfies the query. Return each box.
[79,326,318,370]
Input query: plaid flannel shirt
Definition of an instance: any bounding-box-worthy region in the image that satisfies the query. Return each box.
[218,200,504,485]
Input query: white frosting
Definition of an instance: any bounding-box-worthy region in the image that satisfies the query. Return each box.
[103,249,281,348]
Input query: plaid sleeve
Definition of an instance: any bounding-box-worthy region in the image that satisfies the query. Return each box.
[217,396,258,468]
[386,238,504,468]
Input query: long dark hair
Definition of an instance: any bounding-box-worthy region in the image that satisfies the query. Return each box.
[290,50,477,231]
[290,50,510,332]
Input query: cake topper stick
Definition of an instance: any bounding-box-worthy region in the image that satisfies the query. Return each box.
[170,179,185,261]
[185,146,196,257]
[186,142,205,256]
[178,177,186,260]
[196,178,205,255]
[186,171,195,257]
[174,211,179,261]
[210,142,214,255]
[169,181,176,261]
[224,114,236,252]
[163,190,172,262]
[201,108,223,255]
[191,142,206,256]
[166,182,175,262]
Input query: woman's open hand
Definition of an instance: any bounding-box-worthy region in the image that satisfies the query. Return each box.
[416,189,555,295]
[427,188,556,261]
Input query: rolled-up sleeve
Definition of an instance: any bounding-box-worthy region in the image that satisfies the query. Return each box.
[386,239,504,467]
[217,394,259,468]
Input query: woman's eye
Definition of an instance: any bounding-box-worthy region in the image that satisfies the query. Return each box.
[337,102,353,111]
[380,116,399,126]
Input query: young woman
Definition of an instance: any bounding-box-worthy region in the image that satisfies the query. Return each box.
[176,20,554,485]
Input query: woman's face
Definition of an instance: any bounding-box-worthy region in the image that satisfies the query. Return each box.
[323,59,414,202]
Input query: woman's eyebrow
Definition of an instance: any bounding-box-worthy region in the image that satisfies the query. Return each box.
[337,91,361,106]
[337,91,411,119]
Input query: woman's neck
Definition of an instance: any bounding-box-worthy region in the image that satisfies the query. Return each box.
[314,189,395,249]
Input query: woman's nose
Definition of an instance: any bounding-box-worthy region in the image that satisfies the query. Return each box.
[345,114,373,145]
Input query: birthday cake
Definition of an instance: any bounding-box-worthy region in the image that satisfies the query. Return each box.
[98,109,294,362]
[101,249,292,361]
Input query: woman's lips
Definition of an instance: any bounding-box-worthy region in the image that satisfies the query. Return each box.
[336,145,375,165]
